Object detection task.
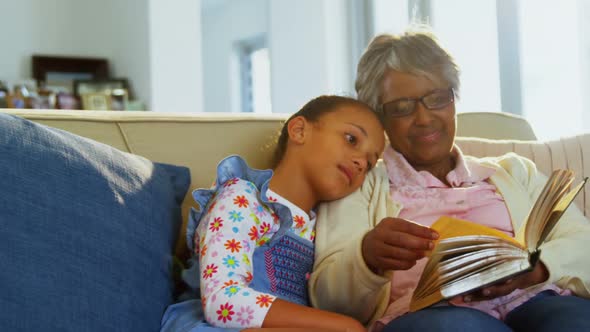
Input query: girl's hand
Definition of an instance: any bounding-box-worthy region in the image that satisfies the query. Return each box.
[362,217,438,273]
[451,261,549,303]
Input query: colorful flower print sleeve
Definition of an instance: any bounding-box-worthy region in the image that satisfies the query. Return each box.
[195,178,281,328]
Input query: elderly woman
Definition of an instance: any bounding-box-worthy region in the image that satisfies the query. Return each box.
[309,29,590,332]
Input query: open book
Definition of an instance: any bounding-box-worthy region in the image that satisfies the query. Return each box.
[409,169,588,312]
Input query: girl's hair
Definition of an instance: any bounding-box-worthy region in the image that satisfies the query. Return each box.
[355,27,461,110]
[272,95,372,167]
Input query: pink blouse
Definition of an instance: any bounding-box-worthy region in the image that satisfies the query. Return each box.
[374,146,569,330]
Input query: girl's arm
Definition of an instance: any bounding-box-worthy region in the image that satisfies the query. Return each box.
[262,298,366,332]
[198,178,365,330]
[197,179,278,328]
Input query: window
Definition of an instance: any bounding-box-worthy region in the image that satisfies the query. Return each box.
[371,0,502,115]
[238,40,272,113]
[518,0,585,140]
[369,0,590,140]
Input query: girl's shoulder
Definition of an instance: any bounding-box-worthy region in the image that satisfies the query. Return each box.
[187,155,272,251]
[211,155,273,190]
[217,177,259,193]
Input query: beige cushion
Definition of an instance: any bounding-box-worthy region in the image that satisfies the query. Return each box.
[457,134,590,218]
[456,111,537,140]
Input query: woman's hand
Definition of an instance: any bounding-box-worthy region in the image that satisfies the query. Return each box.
[361,217,438,274]
[452,262,549,303]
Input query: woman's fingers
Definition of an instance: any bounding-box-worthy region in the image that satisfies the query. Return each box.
[467,280,516,302]
[374,241,425,262]
[381,229,434,250]
[463,263,548,302]
[377,217,437,250]
[362,217,437,272]
[385,217,439,240]
[375,256,418,271]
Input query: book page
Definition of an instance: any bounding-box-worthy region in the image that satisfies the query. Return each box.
[418,234,521,290]
[523,170,588,251]
[411,257,531,311]
[440,257,532,299]
[411,217,526,311]
[524,170,568,242]
[434,242,515,258]
[416,242,526,300]
[524,169,571,248]
[536,177,588,247]
[417,248,505,299]
[430,216,522,248]
[438,247,525,275]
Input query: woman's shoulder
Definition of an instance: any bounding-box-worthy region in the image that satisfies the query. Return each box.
[465,152,539,189]
[361,160,389,189]
[465,152,537,173]
[370,159,388,178]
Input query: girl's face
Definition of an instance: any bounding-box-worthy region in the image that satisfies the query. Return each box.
[379,69,456,170]
[301,105,385,202]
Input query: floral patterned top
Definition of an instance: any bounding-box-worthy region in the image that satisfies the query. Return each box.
[194,177,316,328]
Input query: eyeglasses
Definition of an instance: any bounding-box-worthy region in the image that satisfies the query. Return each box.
[379,88,455,118]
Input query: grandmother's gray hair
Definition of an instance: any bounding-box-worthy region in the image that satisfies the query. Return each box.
[355,28,461,110]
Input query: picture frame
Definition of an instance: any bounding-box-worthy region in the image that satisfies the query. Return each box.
[32,55,109,93]
[81,92,112,111]
[73,78,132,99]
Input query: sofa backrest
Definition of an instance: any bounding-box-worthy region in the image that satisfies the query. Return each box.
[456,111,537,140]
[3,109,587,231]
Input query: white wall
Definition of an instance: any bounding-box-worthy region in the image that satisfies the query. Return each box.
[0,0,205,112]
[201,0,353,114]
[201,0,268,113]
[579,0,590,134]
[322,0,354,97]
[431,0,502,113]
[269,0,354,113]
[0,0,153,108]
[148,0,203,112]
[106,0,151,110]
[2,0,356,115]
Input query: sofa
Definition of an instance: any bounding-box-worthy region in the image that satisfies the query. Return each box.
[1,108,588,332]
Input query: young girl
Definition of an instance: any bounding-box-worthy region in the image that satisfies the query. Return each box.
[161,95,385,331]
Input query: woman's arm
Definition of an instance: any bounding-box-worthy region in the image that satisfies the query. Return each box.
[309,165,392,324]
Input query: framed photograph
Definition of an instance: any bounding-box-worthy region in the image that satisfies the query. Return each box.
[32,55,109,93]
[73,78,132,99]
[81,92,112,111]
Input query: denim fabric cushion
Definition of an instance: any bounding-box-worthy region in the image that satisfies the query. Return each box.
[0,113,190,332]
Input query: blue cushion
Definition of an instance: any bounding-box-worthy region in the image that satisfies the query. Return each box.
[0,113,190,332]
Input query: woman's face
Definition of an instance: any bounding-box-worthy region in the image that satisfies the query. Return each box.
[379,69,456,169]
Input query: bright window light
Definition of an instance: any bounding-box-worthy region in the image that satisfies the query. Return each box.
[250,48,272,114]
